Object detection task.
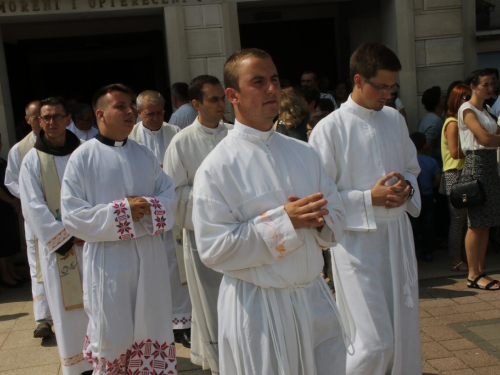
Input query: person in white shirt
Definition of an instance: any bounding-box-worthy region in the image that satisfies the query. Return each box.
[5,100,54,339]
[67,103,98,142]
[169,82,198,129]
[129,90,192,348]
[61,84,179,375]
[19,97,92,375]
[193,48,348,375]
[164,75,232,374]
[309,42,422,375]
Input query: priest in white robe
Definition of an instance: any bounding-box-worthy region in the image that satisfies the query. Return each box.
[164,75,232,374]
[19,97,92,375]
[129,89,193,348]
[67,103,98,142]
[193,49,348,375]
[5,100,54,339]
[309,43,422,375]
[61,84,178,375]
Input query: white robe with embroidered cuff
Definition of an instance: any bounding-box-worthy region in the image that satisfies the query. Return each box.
[164,118,232,373]
[5,138,52,325]
[129,121,192,330]
[193,122,347,375]
[61,138,178,375]
[19,149,91,375]
[309,96,422,375]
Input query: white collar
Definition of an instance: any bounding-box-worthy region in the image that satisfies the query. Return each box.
[234,120,274,141]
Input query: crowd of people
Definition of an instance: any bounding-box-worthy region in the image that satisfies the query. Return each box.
[0,42,499,375]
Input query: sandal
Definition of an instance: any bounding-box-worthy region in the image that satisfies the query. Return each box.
[451,261,468,272]
[467,273,500,291]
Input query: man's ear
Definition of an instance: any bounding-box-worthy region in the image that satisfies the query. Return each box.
[353,74,363,89]
[192,99,201,112]
[95,109,104,122]
[225,87,239,104]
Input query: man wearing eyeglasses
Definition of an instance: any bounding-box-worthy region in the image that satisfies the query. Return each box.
[129,90,192,349]
[309,43,422,375]
[19,97,92,375]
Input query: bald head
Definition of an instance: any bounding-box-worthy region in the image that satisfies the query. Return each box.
[25,100,41,137]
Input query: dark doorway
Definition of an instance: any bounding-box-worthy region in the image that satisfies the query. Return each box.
[239,17,337,89]
[4,29,169,139]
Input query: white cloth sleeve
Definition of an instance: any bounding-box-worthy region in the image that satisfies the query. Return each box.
[19,155,71,254]
[193,170,303,272]
[5,145,21,198]
[163,144,194,231]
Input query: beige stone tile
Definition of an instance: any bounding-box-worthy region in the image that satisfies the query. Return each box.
[0,332,8,348]
[420,332,434,343]
[453,348,500,367]
[452,296,483,305]
[11,318,36,332]
[441,369,477,375]
[475,309,500,320]
[476,293,500,302]
[420,299,457,308]
[421,360,439,374]
[420,317,444,327]
[490,301,500,309]
[426,306,456,316]
[437,312,482,324]
[453,302,496,313]
[427,357,469,371]
[440,338,478,351]
[421,326,462,341]
[0,345,59,371]
[421,341,453,360]
[476,366,500,375]
[0,363,60,375]
[419,309,431,318]
[0,320,16,334]
[2,329,43,350]
[0,302,28,315]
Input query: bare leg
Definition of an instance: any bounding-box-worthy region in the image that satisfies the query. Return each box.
[466,227,498,287]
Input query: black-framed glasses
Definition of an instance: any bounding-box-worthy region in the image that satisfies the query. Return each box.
[461,95,471,101]
[39,114,67,123]
[361,76,399,94]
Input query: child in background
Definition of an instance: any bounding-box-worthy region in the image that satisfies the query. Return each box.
[410,132,441,261]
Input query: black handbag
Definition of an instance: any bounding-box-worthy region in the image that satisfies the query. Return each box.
[450,134,486,209]
[450,176,485,209]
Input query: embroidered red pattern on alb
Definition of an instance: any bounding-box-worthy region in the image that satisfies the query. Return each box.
[145,196,167,235]
[112,199,134,240]
[83,335,177,374]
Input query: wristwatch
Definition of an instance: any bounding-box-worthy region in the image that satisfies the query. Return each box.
[405,180,415,201]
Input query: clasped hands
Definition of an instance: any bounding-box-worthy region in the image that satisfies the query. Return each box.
[371,172,410,209]
[127,196,152,222]
[284,192,329,229]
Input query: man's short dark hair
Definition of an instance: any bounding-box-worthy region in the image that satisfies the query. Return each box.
[92,83,134,112]
[71,103,93,121]
[224,48,272,91]
[410,132,427,152]
[171,82,190,102]
[299,85,321,108]
[301,70,318,82]
[40,97,69,115]
[189,75,221,103]
[421,86,442,112]
[350,43,402,85]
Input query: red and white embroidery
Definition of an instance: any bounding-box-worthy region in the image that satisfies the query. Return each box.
[145,196,167,235]
[112,199,135,241]
[84,335,177,375]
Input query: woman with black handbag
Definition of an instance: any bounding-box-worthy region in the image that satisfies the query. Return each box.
[458,69,500,290]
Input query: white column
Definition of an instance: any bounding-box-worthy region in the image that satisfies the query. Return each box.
[0,26,16,159]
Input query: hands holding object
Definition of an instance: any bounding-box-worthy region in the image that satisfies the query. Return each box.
[127,196,152,222]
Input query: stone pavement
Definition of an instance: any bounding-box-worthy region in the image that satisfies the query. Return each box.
[0,247,499,374]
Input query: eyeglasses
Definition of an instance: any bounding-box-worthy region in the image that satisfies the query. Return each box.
[461,95,471,101]
[39,114,67,123]
[361,76,399,94]
[143,110,164,118]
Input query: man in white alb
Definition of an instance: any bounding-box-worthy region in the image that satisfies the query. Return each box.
[192,48,348,375]
[164,74,232,374]
[67,103,98,142]
[19,97,92,375]
[5,100,54,339]
[129,90,192,348]
[61,84,178,374]
[309,42,422,375]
